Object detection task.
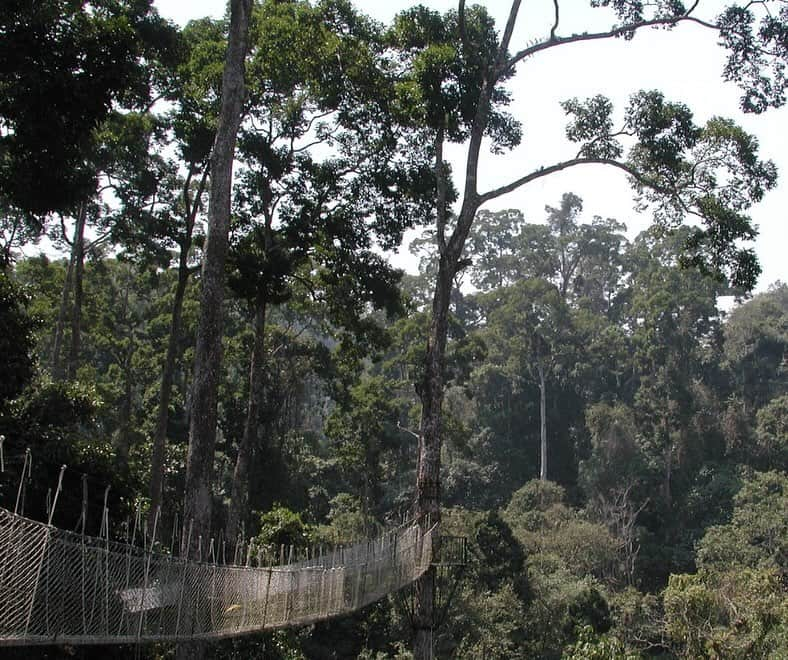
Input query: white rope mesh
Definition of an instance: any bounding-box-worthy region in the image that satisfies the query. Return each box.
[0,507,434,646]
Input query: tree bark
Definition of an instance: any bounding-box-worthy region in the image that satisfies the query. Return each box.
[413,176,482,659]
[148,167,206,530]
[413,253,453,659]
[226,296,267,543]
[664,440,673,508]
[116,276,134,466]
[412,5,520,657]
[66,203,87,380]
[51,252,74,379]
[149,256,190,527]
[178,0,251,655]
[538,359,547,481]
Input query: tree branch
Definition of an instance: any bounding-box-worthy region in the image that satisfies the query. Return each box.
[435,125,448,255]
[86,228,113,252]
[60,214,73,248]
[550,0,560,41]
[507,9,716,72]
[497,0,523,70]
[182,165,195,221]
[397,421,421,440]
[478,157,672,204]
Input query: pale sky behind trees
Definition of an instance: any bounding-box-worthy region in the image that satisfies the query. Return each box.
[154,0,788,292]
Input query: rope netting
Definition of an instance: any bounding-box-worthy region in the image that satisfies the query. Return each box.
[0,506,434,646]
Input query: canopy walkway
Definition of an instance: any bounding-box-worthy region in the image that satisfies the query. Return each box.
[0,506,435,646]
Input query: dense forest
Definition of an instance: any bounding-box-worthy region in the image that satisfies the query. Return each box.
[0,0,786,658]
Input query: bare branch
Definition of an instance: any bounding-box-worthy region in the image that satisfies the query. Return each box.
[292,127,340,154]
[59,214,73,248]
[303,109,334,135]
[497,0,523,69]
[86,228,113,251]
[507,9,716,72]
[397,421,421,440]
[290,271,323,303]
[478,157,673,204]
[550,0,560,41]
[186,162,211,237]
[182,165,195,220]
[435,125,448,255]
[270,323,310,358]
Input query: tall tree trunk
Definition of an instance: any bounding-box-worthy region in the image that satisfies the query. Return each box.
[413,191,482,659]
[664,438,673,508]
[538,359,547,481]
[659,415,673,507]
[148,167,206,530]
[149,259,190,528]
[116,278,133,466]
[227,296,267,543]
[412,6,520,657]
[66,203,87,380]
[413,255,453,660]
[51,253,74,379]
[178,1,251,656]
[117,342,135,465]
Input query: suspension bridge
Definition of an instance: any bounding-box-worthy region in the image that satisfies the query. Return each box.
[0,504,437,646]
[0,454,455,647]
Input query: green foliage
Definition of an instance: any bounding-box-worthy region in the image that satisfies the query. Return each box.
[433,508,530,658]
[0,2,786,656]
[526,566,613,659]
[254,505,315,555]
[563,84,777,291]
[387,4,520,149]
[0,375,142,531]
[607,587,665,655]
[562,625,637,660]
[0,0,179,214]
[664,568,788,658]
[506,479,567,518]
[696,470,788,574]
[0,272,37,406]
[473,511,530,599]
[581,403,645,498]
[451,582,530,659]
[505,480,619,583]
[754,395,788,470]
[724,283,788,414]
[316,493,369,546]
[324,376,405,515]
[718,3,788,113]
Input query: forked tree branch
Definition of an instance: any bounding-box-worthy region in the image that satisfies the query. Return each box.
[505,7,717,74]
[498,0,523,70]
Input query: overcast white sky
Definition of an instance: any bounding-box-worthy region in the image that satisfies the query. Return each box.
[154,0,787,291]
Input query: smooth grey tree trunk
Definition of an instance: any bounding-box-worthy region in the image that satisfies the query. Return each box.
[226,296,267,543]
[66,203,86,380]
[51,252,74,379]
[178,1,252,657]
[149,167,207,531]
[538,360,547,481]
[116,275,134,466]
[148,257,189,526]
[412,6,522,657]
